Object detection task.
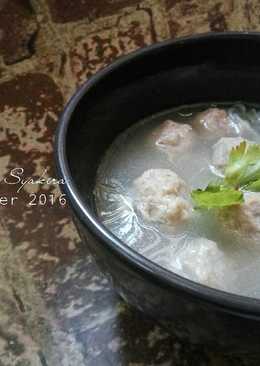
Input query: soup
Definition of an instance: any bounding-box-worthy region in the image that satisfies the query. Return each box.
[94,103,260,298]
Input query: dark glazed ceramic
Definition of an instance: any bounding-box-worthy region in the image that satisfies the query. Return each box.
[55,33,260,352]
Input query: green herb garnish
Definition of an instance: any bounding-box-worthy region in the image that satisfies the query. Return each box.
[244,179,260,192]
[225,141,260,188]
[191,184,244,209]
[191,141,260,209]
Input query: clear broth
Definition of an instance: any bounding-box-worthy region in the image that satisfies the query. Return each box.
[94,103,260,298]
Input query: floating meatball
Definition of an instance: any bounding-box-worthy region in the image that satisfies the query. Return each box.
[133,169,192,224]
[193,108,239,137]
[134,169,188,197]
[137,196,192,225]
[154,120,193,151]
[219,192,260,241]
[212,137,246,170]
[170,238,227,289]
[233,192,260,235]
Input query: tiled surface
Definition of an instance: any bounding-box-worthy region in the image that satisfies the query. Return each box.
[1,1,260,365]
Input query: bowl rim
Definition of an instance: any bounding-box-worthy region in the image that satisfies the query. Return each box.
[55,31,260,316]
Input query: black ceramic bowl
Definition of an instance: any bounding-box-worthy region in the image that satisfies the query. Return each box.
[55,32,260,353]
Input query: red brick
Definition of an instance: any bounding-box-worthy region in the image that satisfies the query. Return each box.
[69,9,156,85]
[0,0,38,65]
[165,0,234,37]
[242,1,260,30]
[47,0,140,23]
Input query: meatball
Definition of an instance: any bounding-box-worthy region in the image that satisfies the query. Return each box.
[193,108,239,137]
[154,120,193,151]
[233,192,260,235]
[170,238,227,289]
[134,169,188,197]
[133,169,192,224]
[136,196,192,224]
[212,137,246,170]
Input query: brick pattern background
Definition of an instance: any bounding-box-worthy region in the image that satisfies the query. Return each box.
[1,1,260,365]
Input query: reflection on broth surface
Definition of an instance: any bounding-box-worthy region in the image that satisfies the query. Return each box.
[94,103,260,298]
